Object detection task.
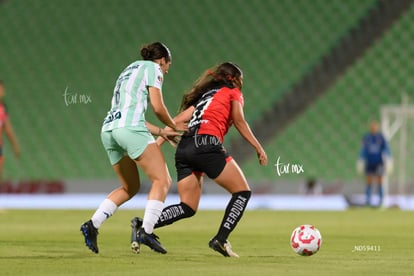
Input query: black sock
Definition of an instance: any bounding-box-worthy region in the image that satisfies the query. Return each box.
[215,190,251,242]
[154,202,196,228]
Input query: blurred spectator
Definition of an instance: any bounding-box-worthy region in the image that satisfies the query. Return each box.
[299,177,322,195]
[357,120,392,207]
[0,80,20,181]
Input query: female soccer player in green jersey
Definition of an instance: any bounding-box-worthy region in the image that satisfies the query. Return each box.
[81,42,185,254]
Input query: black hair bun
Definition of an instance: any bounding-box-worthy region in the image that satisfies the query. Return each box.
[140,47,152,59]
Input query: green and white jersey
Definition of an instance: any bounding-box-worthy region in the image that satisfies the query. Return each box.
[102,60,163,132]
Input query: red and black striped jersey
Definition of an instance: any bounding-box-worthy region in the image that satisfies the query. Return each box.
[187,86,244,142]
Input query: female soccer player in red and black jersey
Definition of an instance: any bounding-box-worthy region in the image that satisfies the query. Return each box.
[131,62,267,257]
[0,81,20,181]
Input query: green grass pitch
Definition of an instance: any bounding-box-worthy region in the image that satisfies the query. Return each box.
[0,209,413,275]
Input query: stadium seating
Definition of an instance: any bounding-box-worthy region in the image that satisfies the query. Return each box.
[241,4,414,183]
[0,0,385,181]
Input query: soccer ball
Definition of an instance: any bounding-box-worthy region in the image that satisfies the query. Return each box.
[290,224,322,256]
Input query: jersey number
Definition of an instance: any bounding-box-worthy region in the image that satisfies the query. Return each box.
[189,97,213,127]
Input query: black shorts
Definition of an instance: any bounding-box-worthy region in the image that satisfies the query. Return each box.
[175,135,232,181]
[365,163,384,176]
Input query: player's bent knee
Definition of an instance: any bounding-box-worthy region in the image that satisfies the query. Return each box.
[149,170,171,186]
[152,179,170,194]
[166,176,172,189]
[161,176,172,189]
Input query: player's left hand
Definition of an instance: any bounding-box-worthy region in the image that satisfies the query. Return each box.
[13,147,21,159]
[159,129,182,147]
[385,158,394,175]
[256,147,268,166]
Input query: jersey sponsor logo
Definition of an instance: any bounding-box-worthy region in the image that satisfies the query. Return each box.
[188,119,208,128]
[120,64,140,75]
[103,111,121,125]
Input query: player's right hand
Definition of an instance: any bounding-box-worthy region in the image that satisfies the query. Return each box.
[159,128,182,147]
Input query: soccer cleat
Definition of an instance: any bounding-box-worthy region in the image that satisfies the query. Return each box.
[130,217,143,254]
[80,220,99,254]
[209,239,239,258]
[138,228,167,254]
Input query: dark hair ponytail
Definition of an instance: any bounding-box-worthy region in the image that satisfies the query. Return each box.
[140,42,172,62]
[180,62,243,111]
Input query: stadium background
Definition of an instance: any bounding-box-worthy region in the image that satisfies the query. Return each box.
[1,0,414,203]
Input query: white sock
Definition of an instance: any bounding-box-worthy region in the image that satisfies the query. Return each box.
[91,198,118,229]
[142,200,164,234]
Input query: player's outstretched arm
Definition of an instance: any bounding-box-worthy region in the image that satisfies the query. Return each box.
[145,121,182,137]
[231,101,267,166]
[156,106,194,147]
